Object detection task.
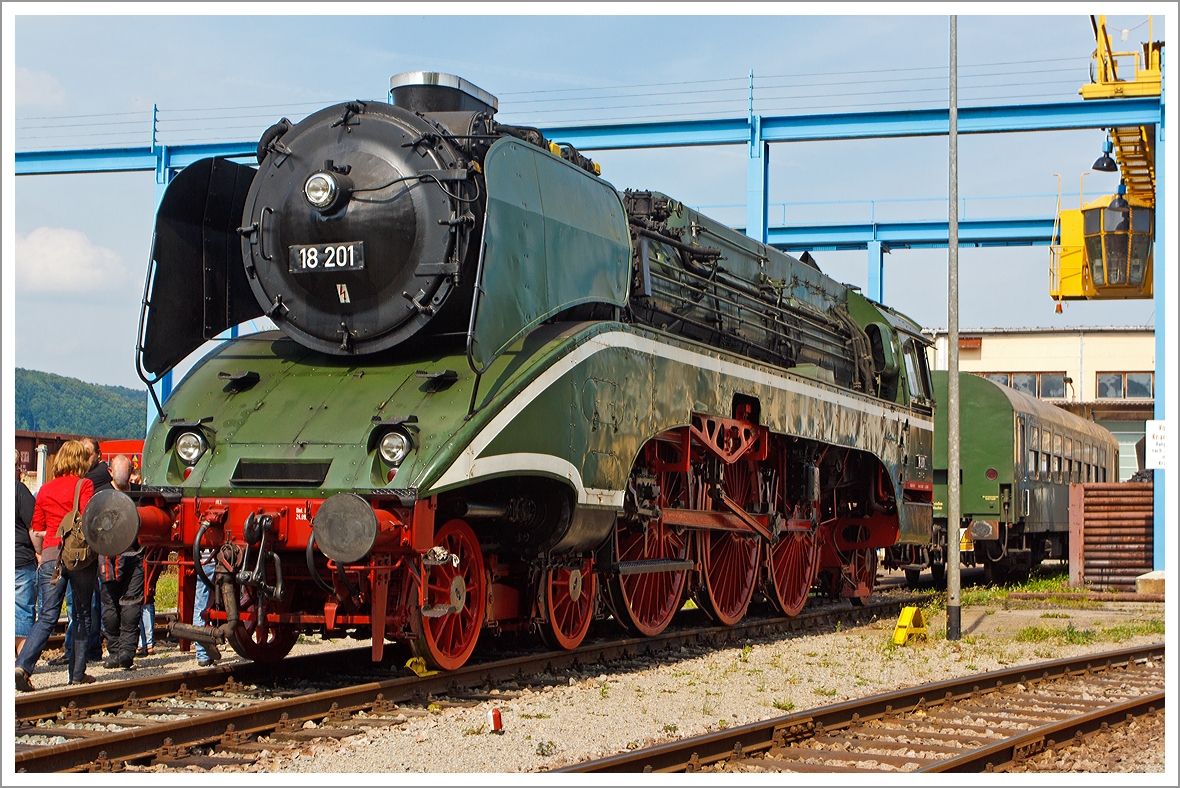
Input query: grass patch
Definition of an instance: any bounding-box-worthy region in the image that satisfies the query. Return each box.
[1014,619,1163,645]
[520,713,551,719]
[960,562,1073,607]
[155,566,179,612]
[771,699,795,712]
[813,686,838,697]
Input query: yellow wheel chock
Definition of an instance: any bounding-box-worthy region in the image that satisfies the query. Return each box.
[404,656,441,677]
[892,606,928,646]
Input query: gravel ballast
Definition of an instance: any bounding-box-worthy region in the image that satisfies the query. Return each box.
[21,585,1164,774]
[236,596,1163,773]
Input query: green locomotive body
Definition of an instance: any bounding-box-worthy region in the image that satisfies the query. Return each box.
[888,371,1119,586]
[91,73,936,669]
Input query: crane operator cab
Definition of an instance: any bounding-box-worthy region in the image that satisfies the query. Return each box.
[1081,188,1154,293]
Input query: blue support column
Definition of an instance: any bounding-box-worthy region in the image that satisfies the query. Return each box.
[745,115,769,244]
[867,240,886,302]
[1152,59,1165,571]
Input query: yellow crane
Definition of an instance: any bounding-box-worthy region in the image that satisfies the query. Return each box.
[1050,15,1162,303]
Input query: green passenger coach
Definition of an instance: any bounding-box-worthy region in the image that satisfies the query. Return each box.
[888,371,1119,585]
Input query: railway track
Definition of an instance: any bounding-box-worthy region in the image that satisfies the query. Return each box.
[14,595,916,772]
[556,643,1165,773]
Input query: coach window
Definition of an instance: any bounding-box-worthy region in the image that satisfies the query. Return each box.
[1099,448,1107,482]
[1073,441,1083,483]
[1028,426,1039,478]
[1064,437,1073,481]
[1041,430,1051,479]
[1011,373,1038,396]
[1057,434,1066,483]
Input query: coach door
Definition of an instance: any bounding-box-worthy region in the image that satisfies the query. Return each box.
[1018,416,1032,517]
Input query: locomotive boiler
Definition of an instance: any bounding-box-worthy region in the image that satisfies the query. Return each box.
[84,73,936,670]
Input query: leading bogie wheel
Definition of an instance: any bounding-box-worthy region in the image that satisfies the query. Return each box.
[411,519,487,671]
[228,587,298,664]
[539,557,596,650]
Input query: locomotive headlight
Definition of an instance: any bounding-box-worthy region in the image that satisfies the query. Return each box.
[175,431,207,465]
[378,431,411,466]
[304,172,339,209]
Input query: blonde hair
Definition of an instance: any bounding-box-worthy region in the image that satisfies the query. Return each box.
[51,440,91,479]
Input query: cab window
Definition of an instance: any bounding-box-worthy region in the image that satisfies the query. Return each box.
[902,339,932,403]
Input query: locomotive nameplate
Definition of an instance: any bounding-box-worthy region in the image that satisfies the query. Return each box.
[289,242,366,273]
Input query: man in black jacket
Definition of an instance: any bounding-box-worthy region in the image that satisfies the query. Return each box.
[99,455,144,670]
[15,450,37,660]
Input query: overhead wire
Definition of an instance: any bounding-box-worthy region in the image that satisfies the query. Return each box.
[15,59,1090,148]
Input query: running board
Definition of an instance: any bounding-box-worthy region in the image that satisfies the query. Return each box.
[612,559,695,576]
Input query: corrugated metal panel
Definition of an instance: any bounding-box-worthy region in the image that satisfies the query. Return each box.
[1068,482,1153,591]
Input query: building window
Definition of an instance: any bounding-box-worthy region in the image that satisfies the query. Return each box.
[1127,372,1154,398]
[978,372,1068,398]
[1098,371,1154,399]
[1040,373,1066,399]
[1011,373,1038,396]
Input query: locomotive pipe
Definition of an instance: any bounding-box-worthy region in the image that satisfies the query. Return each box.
[452,501,508,519]
[305,535,338,596]
[193,520,214,589]
[168,554,240,654]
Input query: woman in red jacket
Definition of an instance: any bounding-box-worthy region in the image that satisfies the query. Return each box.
[16,441,99,691]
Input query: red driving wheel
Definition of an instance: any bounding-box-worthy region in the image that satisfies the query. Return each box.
[540,557,595,650]
[411,519,486,671]
[766,529,818,617]
[694,460,760,626]
[607,470,690,637]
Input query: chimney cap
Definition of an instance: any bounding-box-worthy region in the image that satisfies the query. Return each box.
[389,72,498,113]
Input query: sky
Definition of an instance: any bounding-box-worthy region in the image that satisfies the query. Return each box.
[4,4,1175,392]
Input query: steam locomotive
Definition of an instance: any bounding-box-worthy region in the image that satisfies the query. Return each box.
[84,73,936,670]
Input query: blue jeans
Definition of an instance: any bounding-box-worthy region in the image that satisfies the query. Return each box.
[17,560,98,682]
[15,564,38,638]
[64,585,103,660]
[139,601,156,651]
[194,552,215,662]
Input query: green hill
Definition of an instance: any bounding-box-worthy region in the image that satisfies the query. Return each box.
[15,368,147,440]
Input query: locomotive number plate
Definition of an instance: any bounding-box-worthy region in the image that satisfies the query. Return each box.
[289,242,365,273]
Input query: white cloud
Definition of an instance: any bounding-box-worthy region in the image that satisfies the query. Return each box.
[16,227,127,293]
[16,67,67,109]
